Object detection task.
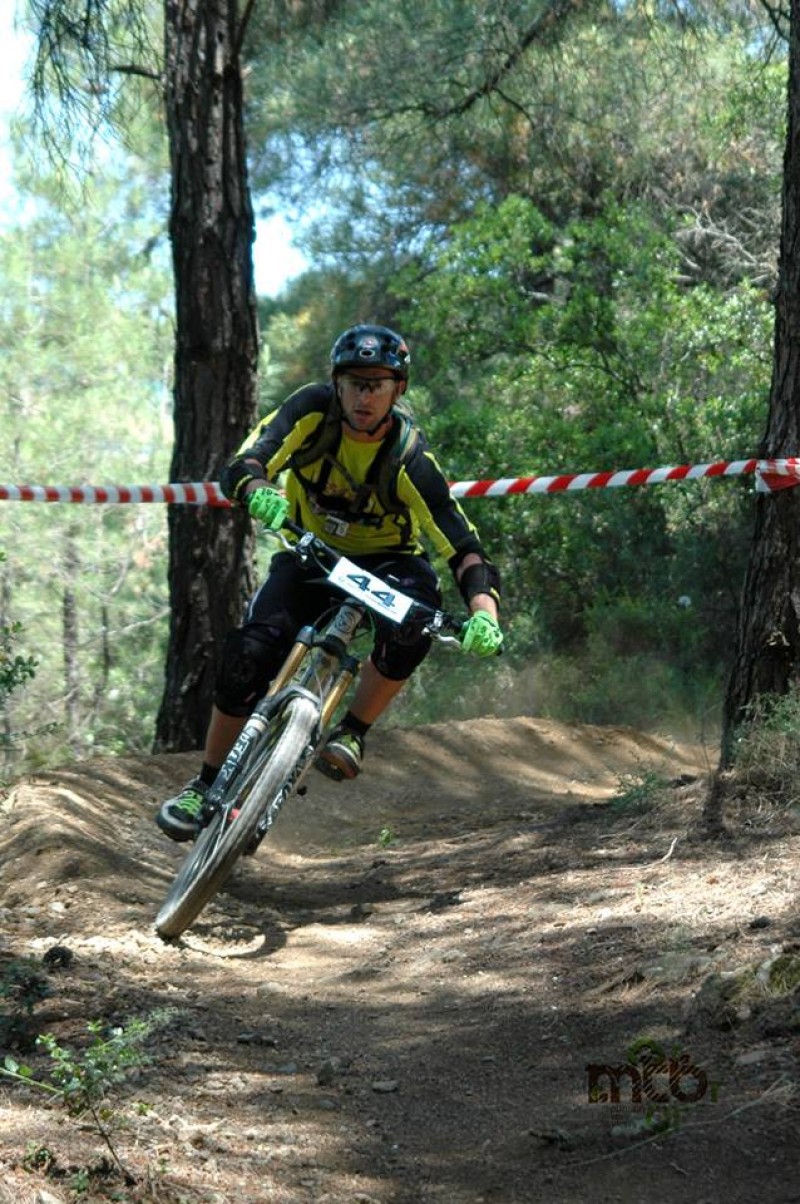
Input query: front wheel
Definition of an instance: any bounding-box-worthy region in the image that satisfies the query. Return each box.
[155,695,319,939]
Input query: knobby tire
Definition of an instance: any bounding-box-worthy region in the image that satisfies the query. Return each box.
[155,695,319,939]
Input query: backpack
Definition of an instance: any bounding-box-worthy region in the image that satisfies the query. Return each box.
[289,397,421,521]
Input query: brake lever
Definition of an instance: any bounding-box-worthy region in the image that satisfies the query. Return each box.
[420,608,465,647]
[273,526,337,576]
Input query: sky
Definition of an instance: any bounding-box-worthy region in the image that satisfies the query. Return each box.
[0,0,308,297]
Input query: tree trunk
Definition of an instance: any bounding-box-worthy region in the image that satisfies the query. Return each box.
[0,562,13,776]
[154,0,259,751]
[62,528,81,755]
[720,2,800,766]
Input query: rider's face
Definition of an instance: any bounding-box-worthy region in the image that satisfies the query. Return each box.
[337,369,403,439]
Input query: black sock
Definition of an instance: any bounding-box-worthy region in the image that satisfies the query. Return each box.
[341,712,371,739]
[200,762,220,786]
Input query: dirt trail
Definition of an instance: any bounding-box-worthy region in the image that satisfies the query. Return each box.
[0,716,798,1204]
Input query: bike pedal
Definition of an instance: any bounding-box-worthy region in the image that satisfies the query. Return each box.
[314,757,345,782]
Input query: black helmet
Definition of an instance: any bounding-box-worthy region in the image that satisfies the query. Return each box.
[330,324,411,380]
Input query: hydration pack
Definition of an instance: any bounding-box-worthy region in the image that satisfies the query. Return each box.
[289,399,421,520]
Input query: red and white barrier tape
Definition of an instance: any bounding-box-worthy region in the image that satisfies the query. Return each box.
[756,457,800,492]
[1,458,799,504]
[0,483,230,506]
[454,458,761,497]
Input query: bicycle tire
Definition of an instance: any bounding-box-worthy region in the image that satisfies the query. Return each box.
[155,695,319,939]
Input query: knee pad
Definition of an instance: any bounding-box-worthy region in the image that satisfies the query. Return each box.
[214,624,290,716]
[371,627,433,681]
[369,559,440,680]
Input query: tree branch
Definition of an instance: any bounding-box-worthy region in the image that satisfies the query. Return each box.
[234,0,259,60]
[759,0,790,41]
[110,63,161,82]
[436,0,585,119]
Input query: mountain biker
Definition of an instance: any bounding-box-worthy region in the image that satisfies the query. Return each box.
[157,323,503,842]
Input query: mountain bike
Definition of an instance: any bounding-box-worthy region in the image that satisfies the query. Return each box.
[154,520,467,939]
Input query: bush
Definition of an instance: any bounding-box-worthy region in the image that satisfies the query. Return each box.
[535,647,721,735]
[0,550,38,762]
[0,622,37,709]
[728,685,800,811]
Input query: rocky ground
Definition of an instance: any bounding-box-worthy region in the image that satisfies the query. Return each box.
[0,715,798,1204]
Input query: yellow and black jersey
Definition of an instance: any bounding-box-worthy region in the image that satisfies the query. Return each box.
[219,382,486,571]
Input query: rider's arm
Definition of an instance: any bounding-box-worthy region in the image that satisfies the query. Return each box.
[398,442,502,612]
[456,553,500,620]
[219,383,333,504]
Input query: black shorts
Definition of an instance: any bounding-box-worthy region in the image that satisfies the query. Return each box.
[244,549,442,683]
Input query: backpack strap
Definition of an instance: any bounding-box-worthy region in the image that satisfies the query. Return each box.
[289,398,342,472]
[288,400,420,531]
[286,393,342,506]
[366,408,419,515]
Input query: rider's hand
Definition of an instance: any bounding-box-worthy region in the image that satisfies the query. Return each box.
[246,485,289,531]
[461,610,503,657]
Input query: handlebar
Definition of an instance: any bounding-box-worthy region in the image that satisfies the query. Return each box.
[270,520,466,644]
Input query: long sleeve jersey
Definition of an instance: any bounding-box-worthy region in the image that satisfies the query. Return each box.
[219,382,494,582]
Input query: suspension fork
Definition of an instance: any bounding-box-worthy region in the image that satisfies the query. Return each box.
[264,628,314,699]
[313,600,364,725]
[264,600,364,726]
[319,659,358,726]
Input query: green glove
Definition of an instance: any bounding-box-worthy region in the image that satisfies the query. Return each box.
[247,486,289,531]
[461,610,503,657]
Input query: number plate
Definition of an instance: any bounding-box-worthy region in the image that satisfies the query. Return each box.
[329,557,414,623]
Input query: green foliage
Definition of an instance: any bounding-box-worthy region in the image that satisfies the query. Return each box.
[764,953,800,995]
[3,1019,149,1113]
[24,0,163,166]
[405,194,769,468]
[727,685,800,814]
[608,770,671,816]
[22,1141,56,1173]
[388,641,519,727]
[391,193,768,716]
[534,649,721,733]
[0,146,173,775]
[0,618,37,708]
[524,585,723,733]
[733,685,800,766]
[34,1021,150,1115]
[0,552,40,766]
[413,232,694,658]
[710,953,800,1020]
[2,1009,178,1185]
[249,2,783,291]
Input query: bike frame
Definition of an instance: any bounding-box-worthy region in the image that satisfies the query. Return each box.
[154,521,464,938]
[202,593,368,852]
